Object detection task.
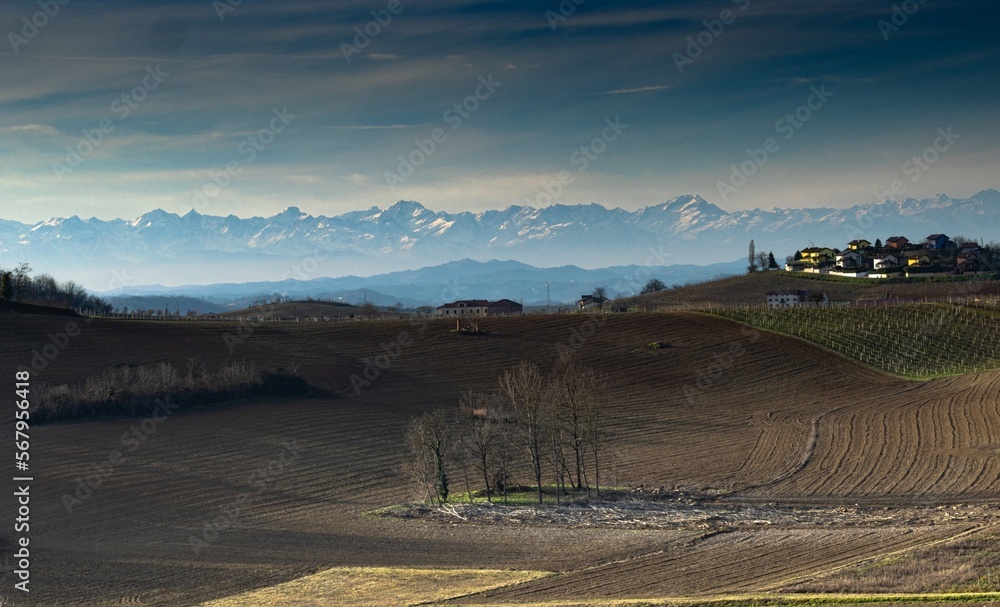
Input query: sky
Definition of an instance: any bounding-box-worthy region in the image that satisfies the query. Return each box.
[0,0,997,224]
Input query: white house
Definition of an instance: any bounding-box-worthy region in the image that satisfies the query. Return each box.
[766,290,830,309]
[436,299,524,317]
[829,269,868,278]
[836,250,863,269]
[872,254,899,270]
[438,300,488,316]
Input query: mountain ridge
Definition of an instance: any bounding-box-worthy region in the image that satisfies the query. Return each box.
[3,190,998,289]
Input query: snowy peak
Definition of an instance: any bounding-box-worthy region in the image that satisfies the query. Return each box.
[6,190,1000,288]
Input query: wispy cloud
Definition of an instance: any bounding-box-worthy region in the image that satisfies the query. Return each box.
[0,0,994,225]
[602,85,671,95]
[1,124,60,136]
[325,124,413,130]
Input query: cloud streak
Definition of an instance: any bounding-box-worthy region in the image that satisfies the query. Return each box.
[0,0,995,224]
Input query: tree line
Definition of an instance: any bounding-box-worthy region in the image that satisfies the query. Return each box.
[0,262,111,314]
[403,360,608,505]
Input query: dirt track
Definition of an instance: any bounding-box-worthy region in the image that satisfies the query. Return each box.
[1,312,999,605]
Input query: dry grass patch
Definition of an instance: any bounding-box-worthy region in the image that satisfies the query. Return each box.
[783,530,1000,594]
[195,566,552,607]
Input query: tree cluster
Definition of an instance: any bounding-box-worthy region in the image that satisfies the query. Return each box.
[0,262,111,314]
[747,240,779,272]
[404,361,608,505]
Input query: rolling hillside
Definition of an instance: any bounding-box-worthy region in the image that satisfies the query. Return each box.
[634,271,1000,309]
[3,312,1000,605]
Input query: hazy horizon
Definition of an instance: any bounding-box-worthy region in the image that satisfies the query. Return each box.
[3,188,999,226]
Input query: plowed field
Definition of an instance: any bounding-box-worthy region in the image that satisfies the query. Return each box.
[1,311,998,605]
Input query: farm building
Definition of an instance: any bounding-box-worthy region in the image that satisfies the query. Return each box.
[765,290,830,309]
[799,247,837,265]
[885,236,909,250]
[872,254,900,270]
[956,252,979,273]
[924,234,953,250]
[905,252,932,267]
[579,294,609,310]
[836,250,864,269]
[436,299,523,317]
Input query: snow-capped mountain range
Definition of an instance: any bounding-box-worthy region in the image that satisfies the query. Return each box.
[2,190,998,290]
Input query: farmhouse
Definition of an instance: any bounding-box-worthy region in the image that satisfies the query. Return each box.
[956,252,979,273]
[924,234,953,250]
[800,247,836,265]
[885,236,909,250]
[579,294,608,310]
[847,239,872,251]
[485,298,523,315]
[872,254,900,270]
[766,290,829,309]
[436,299,523,317]
[836,250,864,269]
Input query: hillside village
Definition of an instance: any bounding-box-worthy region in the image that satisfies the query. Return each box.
[784,234,994,279]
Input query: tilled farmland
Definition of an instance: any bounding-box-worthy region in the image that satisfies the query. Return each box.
[2,311,999,605]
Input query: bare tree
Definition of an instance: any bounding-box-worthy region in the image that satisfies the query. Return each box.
[458,391,503,503]
[0,272,12,302]
[13,262,31,303]
[581,370,607,498]
[545,417,570,504]
[490,413,517,504]
[755,251,769,272]
[360,301,379,320]
[551,362,607,496]
[551,361,589,491]
[404,410,453,504]
[498,361,549,504]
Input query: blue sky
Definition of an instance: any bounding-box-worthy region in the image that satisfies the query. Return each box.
[1,0,997,223]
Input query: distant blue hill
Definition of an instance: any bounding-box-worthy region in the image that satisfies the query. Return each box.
[100,258,747,310]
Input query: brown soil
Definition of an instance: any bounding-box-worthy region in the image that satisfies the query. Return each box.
[1,312,999,605]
